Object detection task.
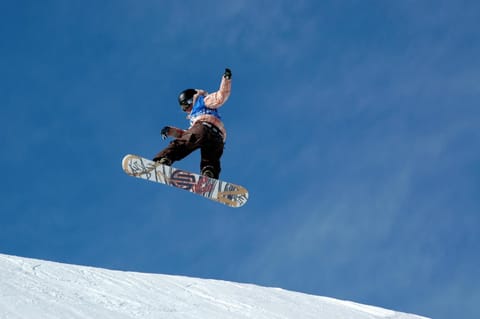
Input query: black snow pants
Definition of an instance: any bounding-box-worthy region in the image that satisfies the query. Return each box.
[153,121,224,178]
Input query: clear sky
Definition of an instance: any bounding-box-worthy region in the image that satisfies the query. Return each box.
[1,1,479,319]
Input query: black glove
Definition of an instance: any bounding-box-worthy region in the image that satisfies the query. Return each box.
[161,126,171,140]
[223,68,232,80]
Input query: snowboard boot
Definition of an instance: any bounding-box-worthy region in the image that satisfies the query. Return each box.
[155,157,172,166]
[201,166,217,179]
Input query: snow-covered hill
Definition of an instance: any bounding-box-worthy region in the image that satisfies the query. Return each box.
[0,253,428,319]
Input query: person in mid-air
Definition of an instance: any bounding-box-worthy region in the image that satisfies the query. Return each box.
[153,68,232,179]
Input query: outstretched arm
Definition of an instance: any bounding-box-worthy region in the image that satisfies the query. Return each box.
[204,68,232,109]
[161,126,186,139]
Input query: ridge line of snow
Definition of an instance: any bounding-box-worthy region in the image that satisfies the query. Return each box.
[0,253,430,319]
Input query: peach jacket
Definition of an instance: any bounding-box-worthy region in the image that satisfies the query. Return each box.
[169,76,231,142]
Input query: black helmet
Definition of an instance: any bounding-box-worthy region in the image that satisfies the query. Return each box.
[178,88,197,110]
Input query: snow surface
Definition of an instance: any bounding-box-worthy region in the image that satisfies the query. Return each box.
[0,253,429,319]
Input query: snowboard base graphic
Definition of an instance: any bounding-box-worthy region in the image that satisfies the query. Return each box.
[122,154,248,208]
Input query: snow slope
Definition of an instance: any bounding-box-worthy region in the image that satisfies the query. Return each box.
[0,254,429,319]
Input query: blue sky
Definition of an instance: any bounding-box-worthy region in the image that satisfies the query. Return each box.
[1,1,479,318]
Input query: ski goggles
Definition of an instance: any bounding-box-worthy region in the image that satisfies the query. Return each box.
[180,98,193,111]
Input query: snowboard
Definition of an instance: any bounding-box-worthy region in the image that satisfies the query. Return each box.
[122,154,248,208]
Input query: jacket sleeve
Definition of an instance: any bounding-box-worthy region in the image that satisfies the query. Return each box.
[167,126,186,138]
[203,76,231,109]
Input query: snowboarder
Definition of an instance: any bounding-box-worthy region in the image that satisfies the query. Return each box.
[153,68,232,179]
